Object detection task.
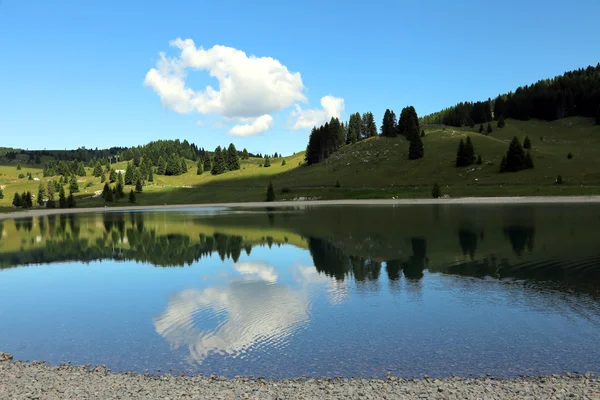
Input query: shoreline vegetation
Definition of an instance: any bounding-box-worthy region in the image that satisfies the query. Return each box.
[0,354,598,400]
[1,196,600,220]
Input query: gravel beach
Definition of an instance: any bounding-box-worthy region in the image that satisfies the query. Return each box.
[1,354,598,399]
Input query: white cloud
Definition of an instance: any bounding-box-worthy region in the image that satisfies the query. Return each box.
[145,39,306,119]
[196,120,204,127]
[228,114,274,137]
[233,261,278,283]
[290,95,345,130]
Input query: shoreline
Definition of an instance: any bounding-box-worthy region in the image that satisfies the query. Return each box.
[0,354,598,399]
[2,195,600,220]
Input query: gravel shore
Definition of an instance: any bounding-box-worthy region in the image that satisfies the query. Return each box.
[1,354,598,399]
[2,196,600,220]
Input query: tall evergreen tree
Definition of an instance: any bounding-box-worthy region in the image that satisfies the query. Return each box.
[264,156,271,167]
[0,187,3,200]
[211,146,226,175]
[77,162,86,177]
[487,122,493,134]
[148,166,153,182]
[135,179,143,193]
[156,156,167,175]
[364,112,378,138]
[347,112,361,143]
[93,162,103,177]
[179,157,188,174]
[203,155,212,171]
[67,192,76,208]
[196,159,203,175]
[501,137,533,172]
[523,136,532,149]
[115,181,125,199]
[455,139,466,167]
[408,120,424,160]
[69,175,79,193]
[398,106,421,140]
[242,148,249,160]
[497,115,506,128]
[12,192,22,208]
[381,109,397,137]
[125,163,134,184]
[58,187,68,208]
[479,124,484,133]
[129,189,136,203]
[227,143,240,170]
[266,181,275,202]
[464,136,476,165]
[37,182,46,206]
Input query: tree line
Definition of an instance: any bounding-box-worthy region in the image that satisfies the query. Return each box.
[305,106,424,165]
[421,63,600,126]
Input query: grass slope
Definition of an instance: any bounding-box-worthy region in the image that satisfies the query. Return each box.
[1,117,599,210]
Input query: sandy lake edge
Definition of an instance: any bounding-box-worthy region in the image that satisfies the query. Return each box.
[2,195,600,220]
[0,354,599,400]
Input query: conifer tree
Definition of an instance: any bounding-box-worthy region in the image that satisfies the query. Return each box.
[523,136,532,149]
[109,169,117,183]
[179,157,188,173]
[101,173,106,183]
[37,182,46,206]
[347,112,361,143]
[125,163,134,184]
[227,143,240,170]
[129,189,136,203]
[46,193,56,208]
[487,123,493,134]
[115,181,125,199]
[501,136,533,172]
[479,124,484,133]
[432,182,441,198]
[196,159,203,175]
[464,136,476,165]
[69,175,79,193]
[58,187,68,208]
[0,187,3,200]
[281,159,286,166]
[117,171,123,186]
[148,166,154,182]
[77,162,86,177]
[67,192,76,208]
[407,119,424,160]
[156,156,166,175]
[266,181,275,202]
[12,192,21,208]
[242,148,249,160]
[497,115,506,128]
[203,155,212,171]
[93,162,103,177]
[135,179,143,193]
[102,182,111,200]
[455,139,466,167]
[381,109,397,137]
[16,163,21,171]
[211,146,226,175]
[476,155,483,165]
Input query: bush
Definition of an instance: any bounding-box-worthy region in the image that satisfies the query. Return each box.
[476,155,483,165]
[432,182,441,198]
[18,173,25,179]
[335,180,341,188]
[556,175,563,185]
[85,181,94,188]
[567,152,573,159]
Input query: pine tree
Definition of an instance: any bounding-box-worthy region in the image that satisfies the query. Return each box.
[148,166,154,182]
[211,146,226,175]
[381,109,397,137]
[263,156,270,167]
[93,162,103,177]
[12,192,22,208]
[525,151,534,169]
[117,171,123,186]
[476,155,483,165]
[281,159,286,166]
[46,193,56,208]
[109,169,117,183]
[465,136,476,165]
[242,148,249,160]
[179,157,188,173]
[135,179,143,193]
[455,139,466,167]
[556,175,564,184]
[0,187,3,200]
[101,173,106,183]
[479,124,484,133]
[156,156,166,175]
[398,106,421,139]
[501,136,532,172]
[408,126,424,160]
[266,181,275,202]
[58,187,68,208]
[125,163,134,184]
[497,115,506,128]
[115,182,125,199]
[432,182,441,198]
[227,143,240,170]
[196,159,203,175]
[347,112,360,143]
[102,183,111,200]
[37,182,46,206]
[203,155,212,171]
[77,162,86,177]
[129,189,136,203]
[16,163,21,171]
[487,123,493,134]
[22,192,33,209]
[523,136,532,149]
[69,175,79,193]
[104,185,113,202]
[67,192,76,208]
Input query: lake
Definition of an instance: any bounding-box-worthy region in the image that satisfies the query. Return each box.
[1,204,599,379]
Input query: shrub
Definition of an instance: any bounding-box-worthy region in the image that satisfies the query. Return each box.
[556,175,563,185]
[476,155,483,165]
[567,152,573,159]
[432,183,441,198]
[335,180,341,188]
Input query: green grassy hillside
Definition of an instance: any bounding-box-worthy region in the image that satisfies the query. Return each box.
[1,117,599,210]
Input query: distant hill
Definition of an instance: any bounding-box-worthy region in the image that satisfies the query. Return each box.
[421,64,600,126]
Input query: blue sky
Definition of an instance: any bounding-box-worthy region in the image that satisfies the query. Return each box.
[1,0,599,155]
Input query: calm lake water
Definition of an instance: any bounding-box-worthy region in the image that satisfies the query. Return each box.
[1,205,600,378]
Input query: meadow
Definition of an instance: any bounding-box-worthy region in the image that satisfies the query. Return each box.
[1,116,599,211]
